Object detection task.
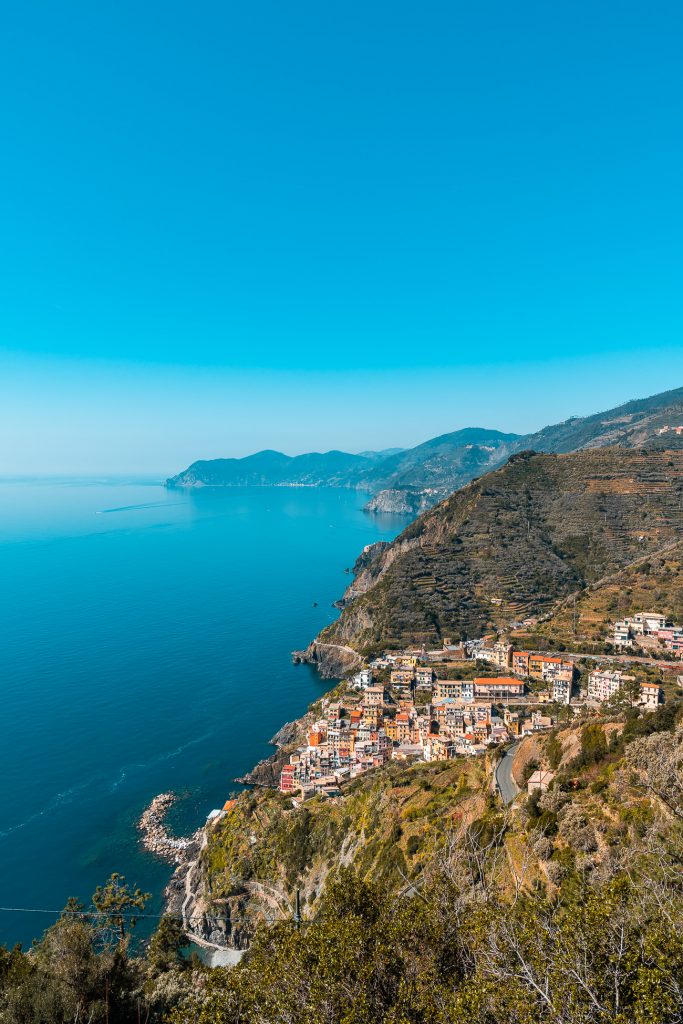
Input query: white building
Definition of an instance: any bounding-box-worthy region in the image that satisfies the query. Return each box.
[629,613,667,636]
[640,682,663,709]
[613,621,633,647]
[553,677,572,704]
[587,669,636,702]
[352,668,373,690]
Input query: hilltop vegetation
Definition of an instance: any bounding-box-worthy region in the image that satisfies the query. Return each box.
[171,697,683,1023]
[318,448,683,653]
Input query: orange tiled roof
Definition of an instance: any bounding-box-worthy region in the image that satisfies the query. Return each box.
[474,677,524,686]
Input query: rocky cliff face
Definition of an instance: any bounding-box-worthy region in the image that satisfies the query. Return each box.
[165,839,281,950]
[364,489,434,515]
[292,640,362,678]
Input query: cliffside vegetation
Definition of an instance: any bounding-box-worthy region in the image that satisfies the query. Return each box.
[172,696,683,1023]
[510,541,683,654]
[4,699,681,1023]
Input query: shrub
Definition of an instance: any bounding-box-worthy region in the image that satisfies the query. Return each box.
[406,835,421,858]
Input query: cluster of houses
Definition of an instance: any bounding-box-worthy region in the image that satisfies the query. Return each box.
[587,668,662,707]
[612,611,683,656]
[372,641,576,703]
[279,654,558,798]
[276,628,668,798]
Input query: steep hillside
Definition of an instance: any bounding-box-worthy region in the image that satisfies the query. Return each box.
[316,449,683,653]
[356,427,520,499]
[166,429,520,493]
[167,449,369,487]
[175,755,487,949]
[511,540,683,652]
[168,700,683,1024]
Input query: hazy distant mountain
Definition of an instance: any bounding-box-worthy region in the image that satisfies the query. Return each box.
[169,449,368,488]
[356,448,406,461]
[355,427,521,493]
[167,386,683,501]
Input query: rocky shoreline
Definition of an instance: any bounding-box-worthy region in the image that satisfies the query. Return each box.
[146,642,357,952]
[292,640,362,678]
[138,792,202,864]
[235,719,307,787]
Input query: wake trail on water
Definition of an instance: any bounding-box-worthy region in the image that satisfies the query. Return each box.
[109,731,215,791]
[95,501,187,515]
[0,734,215,837]
[0,777,104,839]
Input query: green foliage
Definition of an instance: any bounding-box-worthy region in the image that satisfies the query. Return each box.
[147,916,190,974]
[166,859,683,1024]
[92,873,151,946]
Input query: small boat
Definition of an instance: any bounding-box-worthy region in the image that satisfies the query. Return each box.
[312,601,318,607]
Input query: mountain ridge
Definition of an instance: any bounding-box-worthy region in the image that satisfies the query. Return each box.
[166,386,683,504]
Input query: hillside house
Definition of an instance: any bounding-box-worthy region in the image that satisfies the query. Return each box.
[640,682,663,708]
[473,677,525,700]
[587,669,636,702]
[477,643,513,669]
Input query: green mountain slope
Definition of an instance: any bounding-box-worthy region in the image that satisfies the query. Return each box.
[318,448,683,653]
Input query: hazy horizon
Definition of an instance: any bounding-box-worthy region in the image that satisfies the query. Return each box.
[2,361,681,478]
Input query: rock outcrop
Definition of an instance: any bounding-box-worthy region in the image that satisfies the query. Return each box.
[292,641,362,678]
[364,489,432,515]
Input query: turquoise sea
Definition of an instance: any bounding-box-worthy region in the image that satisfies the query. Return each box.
[0,480,407,947]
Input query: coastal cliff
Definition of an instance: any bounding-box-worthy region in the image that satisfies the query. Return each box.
[315,448,683,654]
[363,488,433,515]
[291,640,362,678]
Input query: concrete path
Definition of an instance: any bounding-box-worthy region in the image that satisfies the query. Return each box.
[496,742,521,805]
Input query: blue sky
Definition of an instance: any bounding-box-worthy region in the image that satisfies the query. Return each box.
[1,1,682,475]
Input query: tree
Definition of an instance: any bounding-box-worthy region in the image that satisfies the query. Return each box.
[147,916,190,974]
[92,873,151,947]
[627,725,683,818]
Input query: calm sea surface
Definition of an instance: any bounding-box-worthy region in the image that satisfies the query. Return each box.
[0,480,407,947]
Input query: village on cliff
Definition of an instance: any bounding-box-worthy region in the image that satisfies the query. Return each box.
[201,609,682,816]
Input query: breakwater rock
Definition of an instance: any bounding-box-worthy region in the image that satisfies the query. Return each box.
[138,792,202,864]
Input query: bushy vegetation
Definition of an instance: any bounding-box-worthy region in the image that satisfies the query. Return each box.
[0,878,193,1023]
[4,707,683,1023]
[170,820,683,1024]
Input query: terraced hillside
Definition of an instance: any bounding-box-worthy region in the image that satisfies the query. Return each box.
[317,449,683,653]
[511,540,683,652]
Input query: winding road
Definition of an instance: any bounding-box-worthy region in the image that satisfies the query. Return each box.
[495,742,521,805]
